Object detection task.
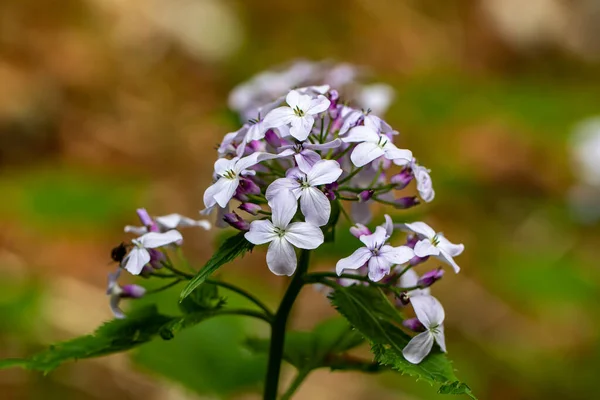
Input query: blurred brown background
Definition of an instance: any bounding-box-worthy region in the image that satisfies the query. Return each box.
[1,0,600,399]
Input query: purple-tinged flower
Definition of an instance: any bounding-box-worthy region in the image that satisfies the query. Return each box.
[358,190,375,203]
[402,295,446,364]
[394,196,420,209]
[396,222,464,273]
[349,223,371,239]
[123,230,183,275]
[239,203,262,216]
[403,318,426,333]
[238,177,261,196]
[223,212,250,231]
[324,182,338,201]
[391,168,413,189]
[107,270,147,319]
[245,191,324,276]
[418,267,444,288]
[336,224,414,282]
[412,162,434,203]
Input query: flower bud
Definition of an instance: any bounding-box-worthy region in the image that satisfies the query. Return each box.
[239,202,262,216]
[409,254,429,266]
[148,248,165,269]
[223,212,250,231]
[394,196,420,209]
[357,190,375,203]
[121,284,146,299]
[137,208,158,232]
[238,177,261,195]
[403,317,426,332]
[390,168,413,189]
[417,267,444,288]
[324,182,338,201]
[350,223,371,238]
[264,129,282,148]
[405,234,419,248]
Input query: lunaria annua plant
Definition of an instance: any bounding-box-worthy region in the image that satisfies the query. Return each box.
[0,61,475,399]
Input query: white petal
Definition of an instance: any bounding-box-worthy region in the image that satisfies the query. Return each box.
[266,238,297,276]
[296,150,321,174]
[300,187,331,227]
[401,221,437,239]
[380,245,414,265]
[285,222,324,249]
[335,247,372,275]
[123,248,151,275]
[414,165,435,203]
[383,144,413,164]
[304,138,342,151]
[402,331,434,364]
[110,294,125,319]
[437,236,464,257]
[411,295,445,328]
[359,226,388,250]
[383,214,393,237]
[399,268,419,287]
[138,230,183,248]
[306,95,331,115]
[155,214,210,230]
[350,142,385,167]
[306,159,343,186]
[214,157,238,176]
[285,90,301,108]
[342,126,379,143]
[245,220,276,245]
[289,115,315,141]
[265,178,301,201]
[270,190,298,229]
[435,250,461,273]
[203,178,232,209]
[263,107,295,129]
[368,256,392,282]
[212,178,240,208]
[124,225,148,235]
[414,239,440,257]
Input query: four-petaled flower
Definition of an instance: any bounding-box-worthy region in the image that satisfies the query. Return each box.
[263,90,331,141]
[266,160,343,226]
[402,295,446,364]
[245,191,324,275]
[123,230,183,275]
[396,222,464,273]
[336,225,414,281]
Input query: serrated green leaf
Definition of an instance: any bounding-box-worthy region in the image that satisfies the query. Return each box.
[329,285,476,398]
[179,283,225,314]
[180,233,254,302]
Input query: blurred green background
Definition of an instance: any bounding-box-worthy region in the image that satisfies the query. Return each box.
[1,0,599,399]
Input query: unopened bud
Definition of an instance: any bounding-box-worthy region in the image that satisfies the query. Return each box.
[265,129,282,148]
[409,255,429,267]
[239,202,262,216]
[121,284,146,299]
[324,182,338,201]
[223,212,250,231]
[394,196,419,209]
[238,177,261,195]
[357,190,375,202]
[403,317,425,332]
[390,168,413,189]
[405,234,419,248]
[148,248,165,269]
[417,267,444,288]
[350,223,371,238]
[137,208,158,232]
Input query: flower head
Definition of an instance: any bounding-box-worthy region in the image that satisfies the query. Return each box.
[122,230,183,275]
[402,295,446,364]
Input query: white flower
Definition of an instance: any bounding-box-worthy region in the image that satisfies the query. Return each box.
[266,160,342,226]
[336,225,414,282]
[123,230,183,275]
[402,295,446,364]
[412,162,435,203]
[203,152,280,209]
[263,90,331,141]
[245,191,324,276]
[125,214,211,234]
[396,222,464,273]
[398,269,431,297]
[342,119,412,167]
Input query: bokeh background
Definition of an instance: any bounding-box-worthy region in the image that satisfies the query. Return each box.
[1,0,600,399]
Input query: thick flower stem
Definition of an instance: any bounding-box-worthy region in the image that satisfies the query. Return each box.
[263,249,311,400]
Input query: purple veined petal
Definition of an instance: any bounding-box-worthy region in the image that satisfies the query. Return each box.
[350,142,385,167]
[296,150,321,174]
[299,187,331,227]
[212,177,240,208]
[379,245,415,265]
[383,214,393,237]
[342,125,380,143]
[289,115,315,141]
[402,331,434,364]
[411,295,445,328]
[435,250,461,273]
[214,157,239,177]
[285,222,325,249]
[367,255,392,282]
[359,226,388,250]
[400,221,437,239]
[351,201,372,225]
[432,324,446,352]
[306,159,343,186]
[305,95,331,115]
[244,220,277,245]
[285,90,302,108]
[336,247,372,275]
[414,239,440,258]
[266,237,297,276]
[263,106,296,129]
[269,190,298,229]
[437,236,465,257]
[138,230,183,248]
[304,138,342,151]
[265,178,302,201]
[123,247,151,275]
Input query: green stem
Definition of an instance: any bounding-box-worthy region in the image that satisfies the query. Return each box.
[145,279,183,294]
[263,250,311,400]
[216,308,272,324]
[338,166,363,185]
[304,272,424,294]
[281,369,311,400]
[206,278,274,319]
[160,261,195,279]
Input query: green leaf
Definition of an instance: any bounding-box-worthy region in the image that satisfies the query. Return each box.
[329,284,476,398]
[0,305,174,373]
[179,283,225,314]
[180,233,254,302]
[246,318,364,371]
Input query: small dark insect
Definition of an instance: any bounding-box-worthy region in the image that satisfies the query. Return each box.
[111,242,128,263]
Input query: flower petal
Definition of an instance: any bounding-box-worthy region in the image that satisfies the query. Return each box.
[399,221,437,239]
[399,268,419,287]
[383,144,412,164]
[306,95,331,115]
[270,190,298,229]
[350,142,385,167]
[437,236,464,257]
[266,237,297,276]
[435,250,461,273]
[383,214,393,237]
[299,187,331,226]
[380,245,415,265]
[110,294,126,319]
[263,107,295,129]
[342,126,379,143]
[123,248,151,275]
[368,255,392,282]
[155,214,211,230]
[285,90,301,108]
[265,178,302,201]
[414,239,440,257]
[212,178,240,208]
[335,247,372,275]
[289,115,315,141]
[245,220,277,245]
[306,159,343,186]
[359,226,388,250]
[285,222,325,249]
[214,157,238,176]
[138,230,183,248]
[433,324,446,352]
[402,331,434,364]
[304,138,342,151]
[411,295,445,328]
[351,201,372,225]
[296,150,321,174]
